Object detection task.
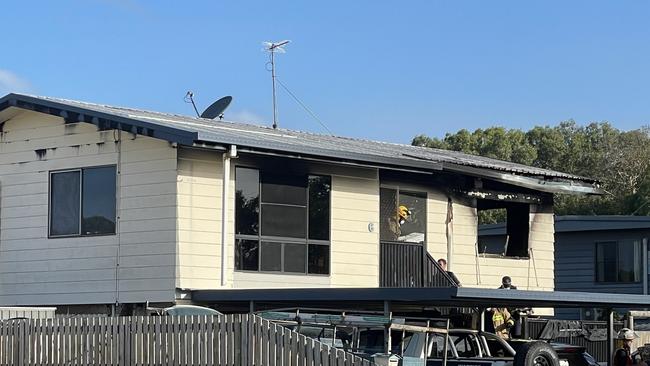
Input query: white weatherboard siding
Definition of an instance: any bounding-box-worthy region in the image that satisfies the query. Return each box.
[442,200,555,315]
[447,202,555,291]
[228,160,382,287]
[176,151,381,289]
[176,148,224,289]
[0,110,177,306]
[330,170,380,288]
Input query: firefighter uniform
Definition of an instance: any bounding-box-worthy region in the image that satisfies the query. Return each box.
[492,308,514,340]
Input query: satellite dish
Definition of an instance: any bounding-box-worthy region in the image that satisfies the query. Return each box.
[200,96,233,119]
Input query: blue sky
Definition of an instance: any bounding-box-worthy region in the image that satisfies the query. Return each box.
[1,1,648,143]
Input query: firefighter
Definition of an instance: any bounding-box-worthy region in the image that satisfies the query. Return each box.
[397,205,411,225]
[492,307,514,340]
[386,205,412,240]
[614,328,642,366]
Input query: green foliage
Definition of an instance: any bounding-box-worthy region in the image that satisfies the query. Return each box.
[478,208,506,225]
[413,123,650,216]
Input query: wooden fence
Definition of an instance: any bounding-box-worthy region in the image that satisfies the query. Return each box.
[0,314,374,366]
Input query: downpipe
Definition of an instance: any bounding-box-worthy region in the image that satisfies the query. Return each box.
[221,145,238,287]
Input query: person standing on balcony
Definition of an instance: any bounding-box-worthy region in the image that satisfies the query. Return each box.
[499,276,517,289]
[437,258,461,286]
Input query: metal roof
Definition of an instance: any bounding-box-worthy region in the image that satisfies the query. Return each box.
[0,93,601,194]
[190,287,650,309]
[479,215,650,236]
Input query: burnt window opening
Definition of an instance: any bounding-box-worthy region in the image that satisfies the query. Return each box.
[477,200,529,258]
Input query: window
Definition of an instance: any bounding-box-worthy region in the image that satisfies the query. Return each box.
[426,333,454,359]
[450,333,480,358]
[234,167,331,274]
[477,201,529,258]
[380,187,426,243]
[49,166,117,237]
[595,241,641,283]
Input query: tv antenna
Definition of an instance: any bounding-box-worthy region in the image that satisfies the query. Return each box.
[184,91,200,117]
[263,40,290,129]
[184,91,233,120]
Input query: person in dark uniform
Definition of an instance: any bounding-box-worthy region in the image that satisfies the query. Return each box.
[499,276,517,289]
[437,258,461,286]
[614,328,643,366]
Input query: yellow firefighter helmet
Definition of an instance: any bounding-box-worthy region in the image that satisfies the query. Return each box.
[397,205,412,225]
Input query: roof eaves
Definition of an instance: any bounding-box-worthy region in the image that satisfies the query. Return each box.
[442,162,602,195]
[0,93,198,146]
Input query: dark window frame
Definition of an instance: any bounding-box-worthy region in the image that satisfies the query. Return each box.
[48,165,117,238]
[234,166,331,276]
[594,240,641,284]
[379,185,428,245]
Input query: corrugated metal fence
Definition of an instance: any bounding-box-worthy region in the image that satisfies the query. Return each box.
[527,318,624,362]
[0,314,373,366]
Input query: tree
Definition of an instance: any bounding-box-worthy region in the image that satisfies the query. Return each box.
[413,123,650,217]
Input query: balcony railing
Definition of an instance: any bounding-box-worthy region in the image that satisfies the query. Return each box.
[379,241,459,288]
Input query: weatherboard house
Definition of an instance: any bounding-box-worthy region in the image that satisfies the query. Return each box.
[0,93,601,314]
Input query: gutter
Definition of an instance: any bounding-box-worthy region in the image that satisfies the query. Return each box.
[441,163,603,195]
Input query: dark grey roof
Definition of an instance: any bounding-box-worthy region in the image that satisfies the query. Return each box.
[479,215,650,236]
[191,286,650,309]
[0,93,600,194]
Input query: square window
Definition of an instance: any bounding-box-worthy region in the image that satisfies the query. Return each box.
[596,241,641,283]
[308,244,330,274]
[380,188,426,243]
[284,243,306,273]
[235,167,331,275]
[261,205,307,238]
[476,201,529,258]
[49,166,116,237]
[235,239,259,271]
[260,242,282,272]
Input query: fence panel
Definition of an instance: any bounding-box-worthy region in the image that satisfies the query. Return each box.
[0,314,373,365]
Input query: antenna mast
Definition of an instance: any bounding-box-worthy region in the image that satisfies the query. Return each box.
[184,91,200,117]
[264,40,290,129]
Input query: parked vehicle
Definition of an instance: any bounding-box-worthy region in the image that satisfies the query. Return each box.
[256,310,597,366]
[147,304,223,316]
[509,340,599,366]
[403,329,598,366]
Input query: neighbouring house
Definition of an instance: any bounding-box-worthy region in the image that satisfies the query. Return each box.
[0,93,602,314]
[479,215,650,319]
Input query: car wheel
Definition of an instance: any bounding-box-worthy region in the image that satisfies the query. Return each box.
[513,341,561,366]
